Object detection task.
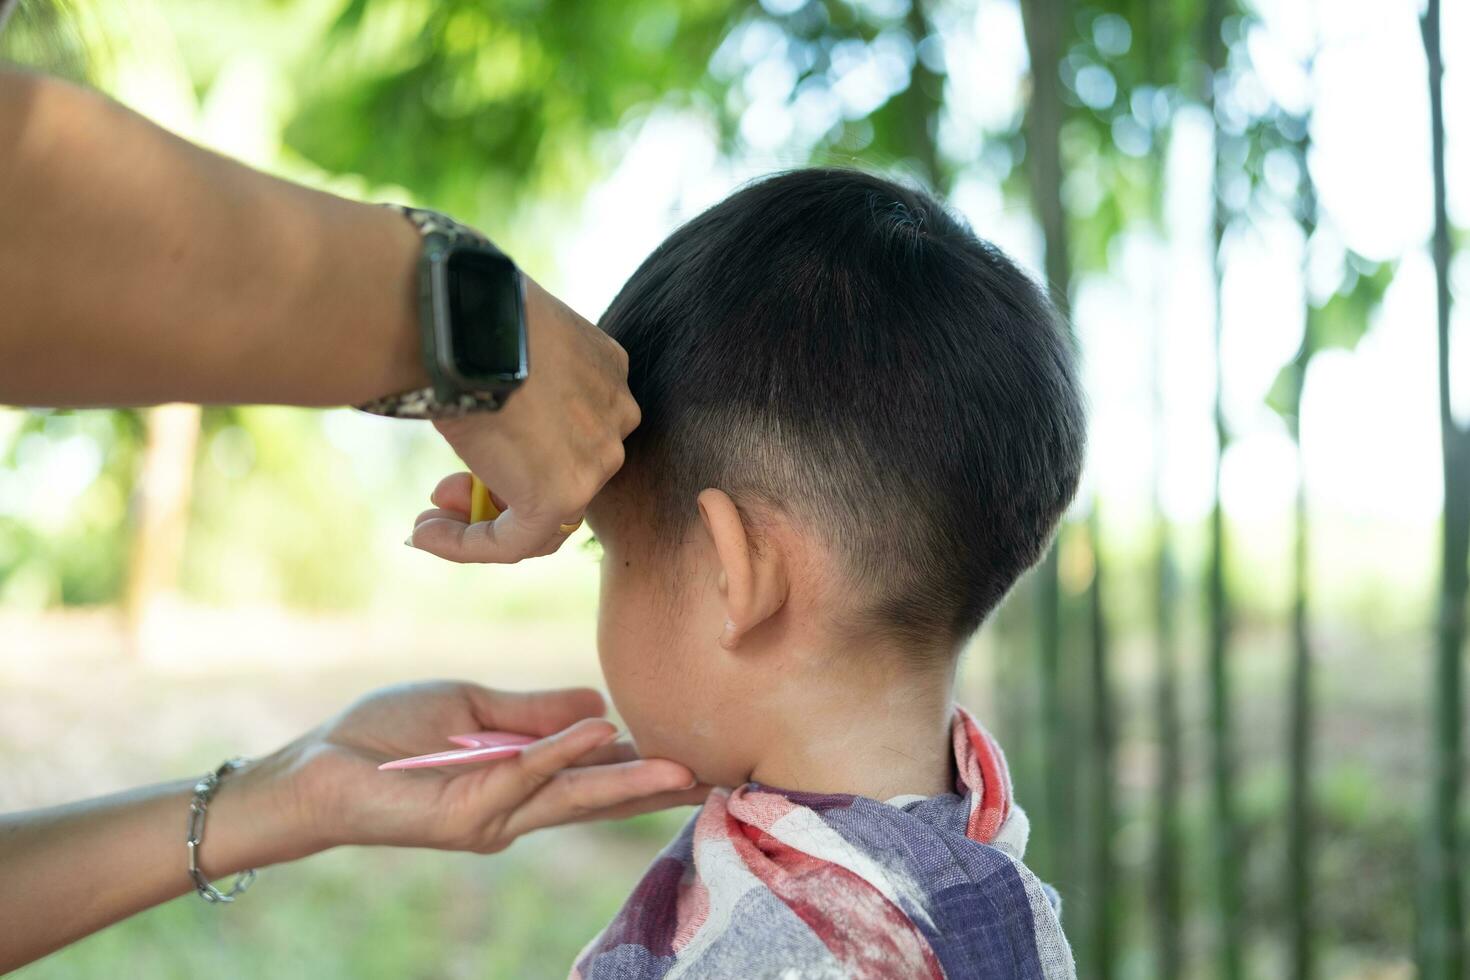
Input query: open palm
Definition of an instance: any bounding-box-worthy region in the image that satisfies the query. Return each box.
[278,680,704,855]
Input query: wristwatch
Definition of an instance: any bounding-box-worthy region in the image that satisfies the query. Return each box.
[358,206,529,419]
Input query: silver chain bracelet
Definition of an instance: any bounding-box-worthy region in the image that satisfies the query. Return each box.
[186,757,258,904]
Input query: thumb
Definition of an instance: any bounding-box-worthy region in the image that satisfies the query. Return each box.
[408,507,554,564]
[486,506,566,561]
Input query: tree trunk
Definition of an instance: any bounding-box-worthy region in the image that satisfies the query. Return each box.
[1202,0,1243,976]
[1419,3,1467,977]
[124,403,201,653]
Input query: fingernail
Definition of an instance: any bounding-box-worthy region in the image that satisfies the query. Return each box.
[681,777,699,791]
[598,727,620,746]
[719,621,736,648]
[404,535,416,548]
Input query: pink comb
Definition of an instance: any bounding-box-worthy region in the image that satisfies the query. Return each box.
[446,731,538,750]
[378,730,538,771]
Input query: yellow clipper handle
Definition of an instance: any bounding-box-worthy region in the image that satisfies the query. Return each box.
[468,473,582,535]
[469,475,499,524]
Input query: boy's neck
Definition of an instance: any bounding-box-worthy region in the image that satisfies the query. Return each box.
[744,648,957,801]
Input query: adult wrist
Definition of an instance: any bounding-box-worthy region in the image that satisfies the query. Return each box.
[193,751,323,877]
[352,200,430,403]
[277,191,430,408]
[356,205,529,419]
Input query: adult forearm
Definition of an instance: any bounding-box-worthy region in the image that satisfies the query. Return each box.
[0,70,424,408]
[0,683,701,972]
[0,756,311,973]
[1,71,642,564]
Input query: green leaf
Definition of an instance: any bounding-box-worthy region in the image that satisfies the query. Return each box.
[1265,357,1303,419]
[1308,256,1395,353]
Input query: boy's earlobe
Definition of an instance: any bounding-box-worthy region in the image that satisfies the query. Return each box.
[697,489,788,651]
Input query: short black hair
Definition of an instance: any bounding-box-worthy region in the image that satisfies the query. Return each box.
[600,168,1086,646]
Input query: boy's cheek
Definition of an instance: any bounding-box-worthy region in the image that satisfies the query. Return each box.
[595,562,739,781]
[594,608,635,718]
[595,578,669,736]
[594,559,635,679]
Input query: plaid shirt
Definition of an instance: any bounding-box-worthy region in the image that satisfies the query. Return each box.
[573,707,1076,979]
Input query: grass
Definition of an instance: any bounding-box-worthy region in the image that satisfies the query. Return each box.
[15,815,690,979]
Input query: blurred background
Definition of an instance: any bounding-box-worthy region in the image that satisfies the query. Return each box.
[1,0,1465,977]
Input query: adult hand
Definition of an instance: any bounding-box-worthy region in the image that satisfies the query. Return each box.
[0,74,636,559]
[256,681,701,857]
[408,278,640,564]
[0,681,704,973]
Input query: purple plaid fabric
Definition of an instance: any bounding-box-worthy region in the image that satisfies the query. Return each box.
[572,709,1076,979]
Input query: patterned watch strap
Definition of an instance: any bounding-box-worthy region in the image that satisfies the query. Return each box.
[356,206,509,420]
[393,205,495,251]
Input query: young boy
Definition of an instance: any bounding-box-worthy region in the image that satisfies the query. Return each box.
[575,169,1085,979]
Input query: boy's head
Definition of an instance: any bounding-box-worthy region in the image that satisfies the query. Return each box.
[586,169,1086,785]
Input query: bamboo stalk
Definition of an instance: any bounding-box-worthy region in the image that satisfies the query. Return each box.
[1202,0,1243,975]
[1087,508,1116,980]
[1150,222,1184,980]
[900,0,943,191]
[1418,3,1467,976]
[1137,1,1184,972]
[1286,103,1320,980]
[1018,0,1081,923]
[1286,340,1315,980]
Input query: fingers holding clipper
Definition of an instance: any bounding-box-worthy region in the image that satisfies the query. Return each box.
[428,472,509,518]
[413,507,467,526]
[411,470,584,562]
[409,507,554,564]
[429,472,474,513]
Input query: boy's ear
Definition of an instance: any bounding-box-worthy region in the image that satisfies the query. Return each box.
[697,489,789,651]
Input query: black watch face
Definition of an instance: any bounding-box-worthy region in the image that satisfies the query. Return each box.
[445,249,528,385]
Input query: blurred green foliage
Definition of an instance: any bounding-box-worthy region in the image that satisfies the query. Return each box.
[0,0,95,83]
[0,0,1445,977]
[0,410,143,606]
[287,0,739,224]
